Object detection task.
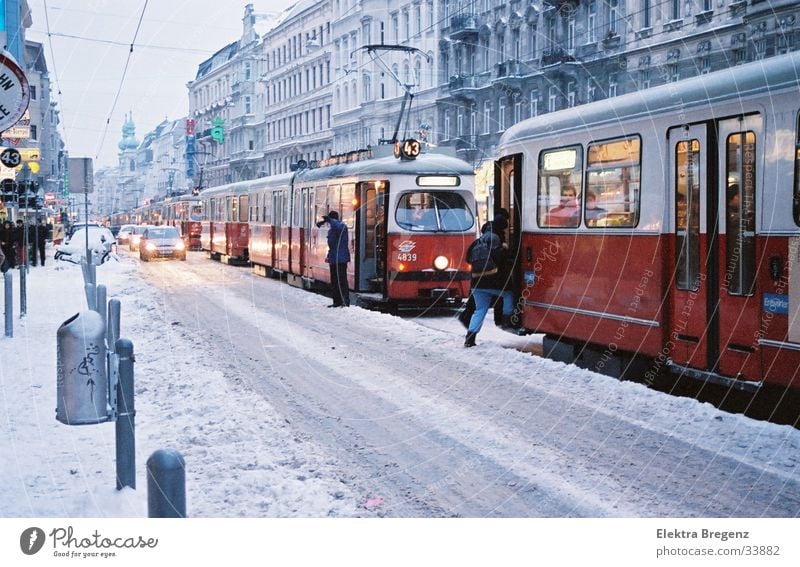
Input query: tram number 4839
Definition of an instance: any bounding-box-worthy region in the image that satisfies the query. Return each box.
[397,252,417,262]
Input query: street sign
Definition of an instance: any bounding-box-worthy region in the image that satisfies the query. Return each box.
[19,148,39,162]
[0,52,30,134]
[68,157,94,194]
[0,147,21,168]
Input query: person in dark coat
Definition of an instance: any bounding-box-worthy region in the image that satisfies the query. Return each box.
[317,210,351,307]
[36,219,49,266]
[464,219,514,348]
[459,209,510,328]
[0,220,16,269]
[15,219,26,266]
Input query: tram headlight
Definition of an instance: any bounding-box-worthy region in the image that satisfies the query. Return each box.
[433,255,449,270]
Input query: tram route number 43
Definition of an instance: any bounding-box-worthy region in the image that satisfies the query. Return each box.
[0,147,21,168]
[394,138,421,161]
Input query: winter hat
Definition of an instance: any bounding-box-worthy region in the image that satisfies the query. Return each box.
[491,214,508,232]
[327,211,339,220]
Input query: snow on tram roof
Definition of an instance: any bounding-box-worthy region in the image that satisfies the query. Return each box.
[500,50,800,149]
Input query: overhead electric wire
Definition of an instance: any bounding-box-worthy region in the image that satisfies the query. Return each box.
[42,0,67,148]
[94,0,149,163]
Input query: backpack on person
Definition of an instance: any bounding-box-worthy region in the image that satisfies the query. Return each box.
[466,232,497,276]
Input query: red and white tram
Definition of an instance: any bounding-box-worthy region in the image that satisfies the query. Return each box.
[199,147,476,308]
[496,51,800,392]
[161,194,203,250]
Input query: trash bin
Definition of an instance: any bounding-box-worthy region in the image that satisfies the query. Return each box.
[56,311,109,425]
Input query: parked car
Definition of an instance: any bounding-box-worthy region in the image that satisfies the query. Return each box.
[128,225,153,252]
[66,221,104,239]
[116,224,137,245]
[139,226,186,261]
[54,226,116,264]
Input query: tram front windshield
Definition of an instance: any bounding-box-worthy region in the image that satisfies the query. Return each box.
[396,191,473,232]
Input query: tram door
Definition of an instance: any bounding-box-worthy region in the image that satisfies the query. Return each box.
[715,115,762,382]
[668,117,762,382]
[301,187,314,277]
[273,190,287,271]
[356,180,387,293]
[668,125,711,370]
[495,154,523,299]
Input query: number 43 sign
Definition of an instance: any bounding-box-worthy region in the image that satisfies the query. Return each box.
[0,147,21,168]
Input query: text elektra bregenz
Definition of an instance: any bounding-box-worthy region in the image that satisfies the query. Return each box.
[657,529,750,542]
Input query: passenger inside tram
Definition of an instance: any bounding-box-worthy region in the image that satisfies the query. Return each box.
[584,191,607,225]
[545,184,580,226]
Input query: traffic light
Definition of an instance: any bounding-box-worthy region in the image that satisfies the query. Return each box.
[1,179,16,202]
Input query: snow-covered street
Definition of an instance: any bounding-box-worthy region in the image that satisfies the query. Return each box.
[4,248,797,519]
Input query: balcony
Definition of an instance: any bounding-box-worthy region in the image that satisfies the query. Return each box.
[541,48,577,67]
[447,74,487,101]
[493,60,524,90]
[449,14,479,42]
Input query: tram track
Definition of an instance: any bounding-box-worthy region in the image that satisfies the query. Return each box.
[130,252,800,517]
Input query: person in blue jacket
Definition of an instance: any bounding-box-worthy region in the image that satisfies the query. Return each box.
[317,210,351,307]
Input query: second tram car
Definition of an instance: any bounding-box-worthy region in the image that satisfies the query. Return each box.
[495,52,800,392]
[199,147,476,308]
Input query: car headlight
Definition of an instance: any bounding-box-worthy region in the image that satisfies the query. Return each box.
[175,241,185,250]
[145,242,157,251]
[433,255,449,270]
[132,235,141,243]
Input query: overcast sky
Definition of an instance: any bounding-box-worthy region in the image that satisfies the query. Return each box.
[25,0,294,169]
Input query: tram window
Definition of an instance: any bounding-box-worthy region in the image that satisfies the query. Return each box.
[396,191,473,232]
[794,113,800,226]
[675,139,701,291]
[585,136,641,228]
[538,146,582,228]
[725,131,756,296]
[240,196,249,222]
[190,205,202,222]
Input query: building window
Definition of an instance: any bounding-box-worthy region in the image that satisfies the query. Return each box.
[699,57,711,74]
[778,33,794,54]
[245,96,252,114]
[567,81,576,107]
[244,61,252,81]
[548,86,558,112]
[444,113,451,139]
[414,4,421,35]
[609,0,619,35]
[427,0,434,29]
[529,91,538,117]
[587,80,597,102]
[514,96,522,124]
[671,0,681,21]
[588,1,596,43]
[498,98,506,131]
[638,70,650,89]
[457,112,463,137]
[528,25,537,58]
[31,125,37,140]
[608,78,617,97]
[667,64,679,82]
[755,39,767,60]
[642,0,651,29]
[30,85,36,100]
[483,100,491,134]
[567,17,575,53]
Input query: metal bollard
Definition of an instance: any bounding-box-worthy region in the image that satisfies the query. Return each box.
[96,284,107,320]
[84,283,96,312]
[107,299,121,354]
[115,338,136,490]
[4,271,12,337]
[147,449,186,518]
[19,262,26,317]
